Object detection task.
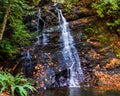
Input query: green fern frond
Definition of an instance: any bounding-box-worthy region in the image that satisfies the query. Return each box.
[0,71,36,96]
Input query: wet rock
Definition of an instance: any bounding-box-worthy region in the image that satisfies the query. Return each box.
[73,8,95,18]
[64,13,79,21]
[48,69,69,88]
[53,3,63,9]
[39,0,52,6]
[69,16,94,30]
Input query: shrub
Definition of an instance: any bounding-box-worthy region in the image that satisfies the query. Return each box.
[92,0,120,35]
[0,71,36,96]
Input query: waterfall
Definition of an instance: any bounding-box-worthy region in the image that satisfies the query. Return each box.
[23,50,33,78]
[21,7,84,88]
[36,8,47,45]
[57,9,84,87]
[26,50,31,60]
[22,8,43,77]
[36,8,41,45]
[37,9,48,46]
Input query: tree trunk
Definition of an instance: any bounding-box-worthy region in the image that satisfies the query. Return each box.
[0,0,12,41]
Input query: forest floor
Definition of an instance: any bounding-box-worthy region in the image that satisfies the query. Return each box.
[80,26,120,90]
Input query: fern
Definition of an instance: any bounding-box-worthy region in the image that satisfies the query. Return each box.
[0,71,36,96]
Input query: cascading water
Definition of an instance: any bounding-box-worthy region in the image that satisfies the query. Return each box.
[23,49,33,77]
[57,9,84,87]
[36,9,48,46]
[22,8,43,77]
[36,8,47,45]
[36,8,41,45]
[22,6,84,89]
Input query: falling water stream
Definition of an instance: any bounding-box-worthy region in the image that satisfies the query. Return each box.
[21,6,120,96]
[57,9,84,87]
[22,6,84,88]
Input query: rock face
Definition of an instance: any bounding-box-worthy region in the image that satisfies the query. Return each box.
[19,1,97,89]
[39,2,95,31]
[18,1,120,91]
[80,35,120,89]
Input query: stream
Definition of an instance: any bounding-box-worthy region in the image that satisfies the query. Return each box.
[57,8,84,87]
[35,87,120,96]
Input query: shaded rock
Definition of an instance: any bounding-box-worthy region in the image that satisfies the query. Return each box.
[63,6,95,22]
[69,16,95,30]
[64,13,79,21]
[73,8,95,18]
[48,69,69,88]
[53,3,63,9]
[39,0,52,6]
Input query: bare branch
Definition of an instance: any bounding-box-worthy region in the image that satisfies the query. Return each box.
[0,0,12,40]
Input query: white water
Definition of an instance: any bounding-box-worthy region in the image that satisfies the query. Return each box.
[36,8,48,46]
[43,33,49,45]
[26,50,31,60]
[36,9,41,45]
[37,8,41,31]
[35,7,84,87]
[57,9,84,87]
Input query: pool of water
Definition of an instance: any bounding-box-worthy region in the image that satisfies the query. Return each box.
[35,87,120,96]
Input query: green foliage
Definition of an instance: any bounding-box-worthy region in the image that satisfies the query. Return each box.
[84,27,94,36]
[114,47,120,58]
[0,71,36,96]
[65,0,79,3]
[10,19,31,46]
[84,23,111,45]
[107,19,120,27]
[92,0,120,18]
[0,21,32,59]
[106,19,120,34]
[54,0,78,13]
[10,0,34,19]
[92,0,120,35]
[0,0,36,59]
[63,3,72,13]
[85,27,94,33]
[0,20,32,59]
[0,38,18,58]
